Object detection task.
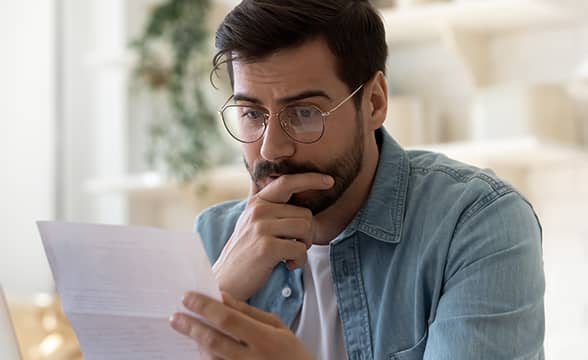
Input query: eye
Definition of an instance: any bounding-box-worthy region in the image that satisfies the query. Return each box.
[239,108,266,121]
[284,106,322,127]
[295,107,317,118]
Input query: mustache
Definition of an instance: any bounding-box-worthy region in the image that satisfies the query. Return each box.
[252,160,322,181]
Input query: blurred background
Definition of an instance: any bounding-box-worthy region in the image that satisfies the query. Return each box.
[1,0,587,358]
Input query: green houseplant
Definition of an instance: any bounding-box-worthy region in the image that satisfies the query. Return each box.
[131,0,229,182]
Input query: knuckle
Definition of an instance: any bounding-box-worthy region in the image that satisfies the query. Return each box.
[302,219,312,234]
[297,239,308,250]
[249,204,265,220]
[189,297,210,315]
[301,208,313,219]
[297,245,308,259]
[187,322,200,340]
[189,301,204,315]
[255,237,273,257]
[201,330,220,349]
[217,312,235,329]
[292,219,313,245]
[252,220,269,235]
[269,314,283,326]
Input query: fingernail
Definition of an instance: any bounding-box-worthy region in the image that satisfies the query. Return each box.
[170,314,188,332]
[182,293,194,309]
[322,175,334,186]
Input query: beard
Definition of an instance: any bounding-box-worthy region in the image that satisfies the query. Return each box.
[245,113,364,215]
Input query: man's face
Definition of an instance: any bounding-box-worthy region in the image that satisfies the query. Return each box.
[232,39,366,215]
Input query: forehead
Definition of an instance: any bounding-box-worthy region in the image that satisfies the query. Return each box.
[232,39,341,96]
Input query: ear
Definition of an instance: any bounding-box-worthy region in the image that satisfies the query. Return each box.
[363,71,388,131]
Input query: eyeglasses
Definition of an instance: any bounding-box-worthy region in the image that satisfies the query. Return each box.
[218,84,364,144]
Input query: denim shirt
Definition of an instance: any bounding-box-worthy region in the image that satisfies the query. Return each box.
[195,128,545,360]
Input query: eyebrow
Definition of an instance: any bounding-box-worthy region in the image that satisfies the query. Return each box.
[233,90,332,106]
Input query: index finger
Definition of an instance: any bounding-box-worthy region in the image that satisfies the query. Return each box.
[182,292,267,344]
[257,173,334,204]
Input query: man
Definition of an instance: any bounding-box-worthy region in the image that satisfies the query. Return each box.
[170,1,545,359]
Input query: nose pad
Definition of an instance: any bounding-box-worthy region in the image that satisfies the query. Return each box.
[280,118,289,131]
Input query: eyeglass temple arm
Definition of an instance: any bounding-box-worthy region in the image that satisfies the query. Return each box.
[219,95,235,113]
[322,84,364,116]
[220,84,364,116]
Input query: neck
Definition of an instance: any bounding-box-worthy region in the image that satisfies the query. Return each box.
[312,138,380,245]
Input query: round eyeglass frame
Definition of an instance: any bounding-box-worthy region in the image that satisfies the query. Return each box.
[218,83,364,144]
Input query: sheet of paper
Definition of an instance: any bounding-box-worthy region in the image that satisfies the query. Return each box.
[37,221,221,360]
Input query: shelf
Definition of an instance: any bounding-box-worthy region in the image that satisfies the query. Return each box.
[380,0,588,45]
[85,171,172,195]
[84,165,249,230]
[413,137,588,167]
[84,138,587,196]
[84,164,249,199]
[83,50,137,70]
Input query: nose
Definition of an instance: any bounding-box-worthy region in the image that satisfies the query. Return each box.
[260,115,296,161]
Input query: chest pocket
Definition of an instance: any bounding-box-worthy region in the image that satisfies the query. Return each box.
[388,330,427,360]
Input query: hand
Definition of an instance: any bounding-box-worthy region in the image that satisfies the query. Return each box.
[212,173,334,301]
[170,292,313,360]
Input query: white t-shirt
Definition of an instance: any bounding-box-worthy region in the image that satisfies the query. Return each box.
[292,244,348,360]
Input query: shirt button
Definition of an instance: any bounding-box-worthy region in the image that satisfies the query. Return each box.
[281,286,292,298]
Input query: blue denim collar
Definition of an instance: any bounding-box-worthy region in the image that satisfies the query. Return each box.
[334,128,410,244]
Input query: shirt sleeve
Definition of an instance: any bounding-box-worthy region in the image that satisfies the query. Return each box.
[193,200,246,264]
[424,191,545,360]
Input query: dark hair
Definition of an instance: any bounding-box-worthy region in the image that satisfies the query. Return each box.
[212,0,388,106]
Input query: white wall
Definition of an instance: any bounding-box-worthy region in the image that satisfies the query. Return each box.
[0,1,55,296]
[61,0,128,225]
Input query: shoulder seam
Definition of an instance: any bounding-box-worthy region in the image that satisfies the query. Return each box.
[410,164,504,191]
[456,187,517,230]
[410,163,521,228]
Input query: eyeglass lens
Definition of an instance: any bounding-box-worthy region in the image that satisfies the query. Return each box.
[222,105,324,143]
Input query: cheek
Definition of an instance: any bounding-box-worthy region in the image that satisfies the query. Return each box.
[296,141,342,167]
[321,117,358,148]
[242,143,261,164]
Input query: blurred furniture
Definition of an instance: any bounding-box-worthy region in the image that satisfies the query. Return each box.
[7,293,81,360]
[85,165,249,231]
[0,286,22,359]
